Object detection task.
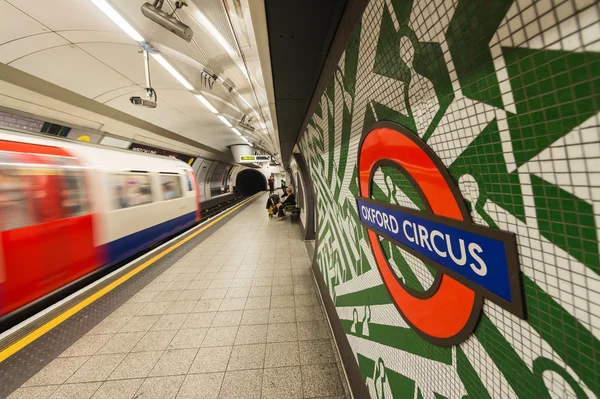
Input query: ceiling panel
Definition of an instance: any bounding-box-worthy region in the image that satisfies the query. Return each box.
[0,0,48,44]
[10,45,133,98]
[7,0,123,34]
[0,32,68,64]
[59,31,133,46]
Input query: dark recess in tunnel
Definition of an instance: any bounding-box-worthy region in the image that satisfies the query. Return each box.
[236,169,267,195]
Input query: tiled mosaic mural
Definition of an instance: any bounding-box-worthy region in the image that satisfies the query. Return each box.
[297,0,600,397]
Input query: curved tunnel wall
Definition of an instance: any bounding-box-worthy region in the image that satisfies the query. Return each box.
[296,1,600,398]
[236,169,267,196]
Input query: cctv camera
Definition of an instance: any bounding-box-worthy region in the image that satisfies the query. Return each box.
[141,2,193,42]
[130,96,157,108]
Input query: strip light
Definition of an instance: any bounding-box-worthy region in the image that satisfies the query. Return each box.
[151,54,194,90]
[217,115,232,128]
[90,0,144,42]
[195,94,217,113]
[231,128,242,136]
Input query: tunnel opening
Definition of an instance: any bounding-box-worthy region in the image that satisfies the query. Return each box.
[236,169,267,196]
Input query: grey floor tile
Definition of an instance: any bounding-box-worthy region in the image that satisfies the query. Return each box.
[267,323,298,343]
[240,309,270,325]
[108,351,162,380]
[269,307,296,323]
[271,284,294,294]
[227,344,265,371]
[150,313,188,331]
[119,315,160,333]
[229,278,252,288]
[296,306,325,322]
[262,366,303,399]
[294,294,319,307]
[301,364,344,397]
[176,373,224,399]
[67,353,126,383]
[96,332,145,355]
[59,334,113,357]
[234,324,268,345]
[24,356,89,386]
[202,326,238,347]
[168,328,207,349]
[48,382,101,399]
[137,301,172,316]
[7,385,57,399]
[248,286,272,297]
[264,342,300,368]
[164,300,197,314]
[189,346,232,373]
[244,296,271,310]
[270,295,295,308]
[193,299,223,313]
[225,286,250,298]
[89,317,132,335]
[219,369,263,399]
[202,288,228,300]
[134,376,184,399]
[132,330,177,352]
[298,340,336,365]
[152,290,182,302]
[164,281,191,291]
[186,280,211,290]
[297,320,331,341]
[91,379,144,399]
[219,298,247,311]
[128,291,159,303]
[110,303,145,318]
[209,279,233,289]
[149,348,198,376]
[182,312,216,329]
[177,290,205,301]
[212,310,243,327]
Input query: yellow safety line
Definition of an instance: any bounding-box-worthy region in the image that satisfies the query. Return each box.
[0,192,263,362]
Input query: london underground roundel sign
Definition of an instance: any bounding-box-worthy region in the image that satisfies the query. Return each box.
[356,122,524,346]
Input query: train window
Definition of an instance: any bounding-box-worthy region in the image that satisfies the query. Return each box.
[185,173,193,191]
[53,157,88,218]
[0,153,32,230]
[111,174,152,209]
[160,174,183,200]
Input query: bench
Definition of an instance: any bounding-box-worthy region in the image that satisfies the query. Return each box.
[283,205,300,221]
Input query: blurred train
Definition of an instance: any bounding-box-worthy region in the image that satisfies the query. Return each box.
[0,128,200,318]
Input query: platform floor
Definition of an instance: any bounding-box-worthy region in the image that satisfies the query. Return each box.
[5,193,349,399]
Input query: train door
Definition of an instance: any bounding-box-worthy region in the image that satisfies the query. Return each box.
[0,141,95,316]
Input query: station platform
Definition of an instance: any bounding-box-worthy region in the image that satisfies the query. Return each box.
[0,193,349,399]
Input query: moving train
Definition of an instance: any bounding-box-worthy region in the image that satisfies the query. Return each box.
[0,128,200,318]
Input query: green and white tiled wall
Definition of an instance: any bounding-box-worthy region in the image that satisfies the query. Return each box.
[297,0,599,397]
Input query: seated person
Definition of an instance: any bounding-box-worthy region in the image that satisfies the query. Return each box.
[276,187,295,220]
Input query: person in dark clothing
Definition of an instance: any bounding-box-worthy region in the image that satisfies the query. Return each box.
[268,176,275,194]
[266,193,279,218]
[280,180,286,192]
[276,187,295,220]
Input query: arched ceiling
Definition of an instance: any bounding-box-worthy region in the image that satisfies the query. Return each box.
[0,0,279,158]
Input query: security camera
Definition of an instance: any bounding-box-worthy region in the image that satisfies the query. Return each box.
[141,1,193,42]
[130,96,157,108]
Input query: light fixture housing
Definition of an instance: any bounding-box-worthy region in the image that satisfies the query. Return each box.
[151,54,193,90]
[90,0,144,42]
[141,2,193,42]
[195,94,217,113]
[217,115,233,127]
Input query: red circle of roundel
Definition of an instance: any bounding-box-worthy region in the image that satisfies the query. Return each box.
[358,124,482,345]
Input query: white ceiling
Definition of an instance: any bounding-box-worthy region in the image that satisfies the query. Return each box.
[0,0,279,157]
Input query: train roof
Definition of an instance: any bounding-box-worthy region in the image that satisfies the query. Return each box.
[0,127,193,173]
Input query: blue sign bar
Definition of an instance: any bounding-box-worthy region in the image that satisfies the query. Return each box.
[357,198,513,302]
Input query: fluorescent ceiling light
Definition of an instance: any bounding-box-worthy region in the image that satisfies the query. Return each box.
[241,136,249,142]
[217,115,232,127]
[231,128,242,136]
[151,54,194,90]
[90,0,144,42]
[195,94,217,113]
[247,142,253,147]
